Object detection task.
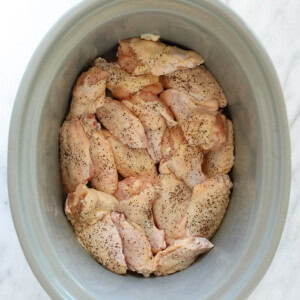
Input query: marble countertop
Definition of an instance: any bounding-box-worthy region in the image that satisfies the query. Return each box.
[0,0,299,299]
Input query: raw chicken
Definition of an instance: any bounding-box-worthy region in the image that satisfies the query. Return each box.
[75,213,127,275]
[203,120,234,177]
[160,89,227,151]
[69,66,108,117]
[65,184,120,224]
[79,114,101,139]
[123,89,177,162]
[118,178,166,253]
[96,98,147,149]
[60,117,93,193]
[154,237,213,276]
[111,212,155,277]
[159,127,206,188]
[114,175,158,201]
[160,89,218,121]
[153,174,192,244]
[187,174,232,239]
[93,58,159,99]
[180,113,228,151]
[89,130,118,194]
[161,65,227,108]
[102,130,157,178]
[117,38,204,76]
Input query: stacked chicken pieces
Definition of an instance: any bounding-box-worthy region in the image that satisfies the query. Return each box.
[60,34,234,277]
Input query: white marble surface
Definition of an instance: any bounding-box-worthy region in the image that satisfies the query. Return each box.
[0,0,299,299]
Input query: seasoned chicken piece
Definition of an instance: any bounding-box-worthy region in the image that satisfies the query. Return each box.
[93,58,159,99]
[75,213,127,275]
[117,38,204,76]
[159,127,206,188]
[160,89,218,121]
[96,98,147,149]
[180,113,227,151]
[102,130,157,178]
[111,212,155,277]
[160,126,187,160]
[154,237,213,276]
[160,144,206,188]
[60,117,93,193]
[187,174,232,239]
[153,174,192,244]
[89,130,118,194]
[69,66,108,117]
[118,179,166,253]
[65,184,120,224]
[79,114,101,139]
[161,66,227,108]
[203,120,234,177]
[114,174,158,201]
[123,89,177,162]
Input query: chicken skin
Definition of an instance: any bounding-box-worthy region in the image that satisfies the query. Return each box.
[114,175,158,201]
[60,117,93,193]
[65,184,120,224]
[123,88,177,163]
[117,177,166,253]
[117,38,204,76]
[75,213,127,275]
[160,89,218,121]
[89,130,118,194]
[153,174,192,244]
[161,65,227,108]
[187,174,232,239]
[79,114,101,139]
[203,120,234,177]
[159,127,206,188]
[160,89,227,151]
[154,237,213,276]
[96,98,147,149]
[102,130,157,178]
[69,66,108,118]
[111,212,155,277]
[93,58,159,99]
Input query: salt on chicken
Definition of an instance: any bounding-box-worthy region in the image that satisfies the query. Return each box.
[60,117,93,193]
[111,212,155,277]
[96,98,147,149]
[115,176,166,254]
[75,213,127,275]
[102,130,157,178]
[93,57,159,99]
[122,85,177,163]
[187,174,233,239]
[117,37,204,76]
[153,174,192,244]
[154,237,213,276]
[68,66,108,118]
[65,184,120,224]
[161,65,227,108]
[203,119,234,177]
